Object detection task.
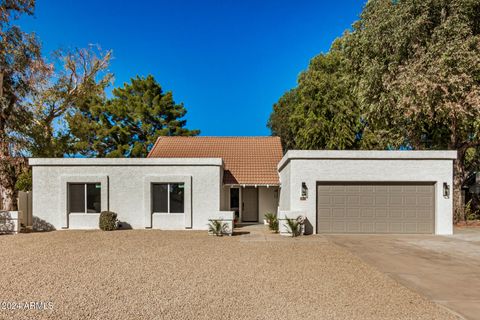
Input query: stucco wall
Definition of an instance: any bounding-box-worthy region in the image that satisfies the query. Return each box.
[278,164,290,211]
[278,151,456,235]
[258,187,278,222]
[31,158,223,230]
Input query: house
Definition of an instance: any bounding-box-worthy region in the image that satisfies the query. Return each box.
[29,137,457,235]
[29,137,282,230]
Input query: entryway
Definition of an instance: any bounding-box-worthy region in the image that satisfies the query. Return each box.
[229,186,259,223]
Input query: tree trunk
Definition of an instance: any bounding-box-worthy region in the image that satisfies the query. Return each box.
[0,124,18,211]
[453,156,465,223]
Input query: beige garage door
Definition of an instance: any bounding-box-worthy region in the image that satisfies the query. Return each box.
[317,183,435,234]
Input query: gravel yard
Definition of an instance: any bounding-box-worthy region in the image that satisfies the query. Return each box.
[0,230,458,320]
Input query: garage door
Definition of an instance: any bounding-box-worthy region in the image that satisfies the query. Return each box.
[317,183,434,234]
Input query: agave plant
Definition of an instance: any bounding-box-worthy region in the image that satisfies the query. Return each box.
[264,212,279,233]
[208,219,228,236]
[284,217,302,237]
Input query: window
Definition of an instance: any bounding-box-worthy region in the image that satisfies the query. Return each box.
[68,183,101,213]
[152,183,184,213]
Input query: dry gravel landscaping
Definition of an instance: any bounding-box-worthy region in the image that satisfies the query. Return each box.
[0,230,458,320]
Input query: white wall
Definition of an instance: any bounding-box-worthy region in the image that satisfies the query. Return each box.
[278,151,456,235]
[279,164,290,211]
[258,187,279,222]
[31,158,223,230]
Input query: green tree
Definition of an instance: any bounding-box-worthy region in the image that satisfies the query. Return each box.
[0,0,44,210]
[267,88,298,150]
[21,47,112,157]
[269,44,363,150]
[344,0,480,221]
[69,75,199,157]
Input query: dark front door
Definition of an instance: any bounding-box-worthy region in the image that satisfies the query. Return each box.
[230,188,240,221]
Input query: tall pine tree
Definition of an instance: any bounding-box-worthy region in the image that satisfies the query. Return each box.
[69,75,199,157]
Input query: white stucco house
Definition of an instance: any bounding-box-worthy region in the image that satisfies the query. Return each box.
[29,136,457,235]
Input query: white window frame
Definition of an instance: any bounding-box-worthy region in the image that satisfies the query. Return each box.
[68,183,101,214]
[152,183,185,214]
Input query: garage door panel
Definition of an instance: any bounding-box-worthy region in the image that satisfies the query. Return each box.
[318,208,332,218]
[404,195,417,205]
[361,208,375,218]
[375,208,387,218]
[417,209,431,219]
[389,186,403,193]
[318,195,331,205]
[417,185,433,193]
[317,183,434,234]
[389,222,403,233]
[374,185,388,193]
[332,208,345,218]
[418,196,433,206]
[332,186,346,192]
[360,196,375,206]
[332,221,347,232]
[346,196,360,205]
[403,185,418,193]
[375,222,388,233]
[347,221,360,232]
[404,209,417,219]
[333,196,346,206]
[346,185,360,193]
[389,196,403,206]
[418,223,432,233]
[375,195,388,206]
[361,222,375,233]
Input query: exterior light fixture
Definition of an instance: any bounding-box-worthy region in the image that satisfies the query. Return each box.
[301,182,308,200]
[443,182,450,198]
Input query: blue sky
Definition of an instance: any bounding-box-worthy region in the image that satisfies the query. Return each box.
[19,0,365,136]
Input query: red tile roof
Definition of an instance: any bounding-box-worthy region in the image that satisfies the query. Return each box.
[148,136,283,185]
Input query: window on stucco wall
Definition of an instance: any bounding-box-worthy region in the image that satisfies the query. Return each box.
[68,183,101,213]
[152,183,184,213]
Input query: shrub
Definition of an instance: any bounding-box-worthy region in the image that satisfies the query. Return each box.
[15,170,32,191]
[264,212,278,233]
[465,200,479,223]
[284,218,301,237]
[284,215,306,237]
[99,211,117,231]
[208,219,228,236]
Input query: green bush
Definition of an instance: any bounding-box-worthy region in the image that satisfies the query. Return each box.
[208,219,227,236]
[285,217,301,237]
[15,170,32,191]
[264,212,279,233]
[99,211,117,231]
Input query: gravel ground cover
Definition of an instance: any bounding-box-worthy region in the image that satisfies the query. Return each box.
[0,230,458,320]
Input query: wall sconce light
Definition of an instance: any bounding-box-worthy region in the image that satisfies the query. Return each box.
[301,182,308,200]
[443,182,450,199]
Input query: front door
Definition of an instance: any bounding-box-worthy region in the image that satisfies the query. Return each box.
[230,188,240,221]
[242,187,258,222]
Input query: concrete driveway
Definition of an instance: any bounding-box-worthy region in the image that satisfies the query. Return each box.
[326,228,480,320]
